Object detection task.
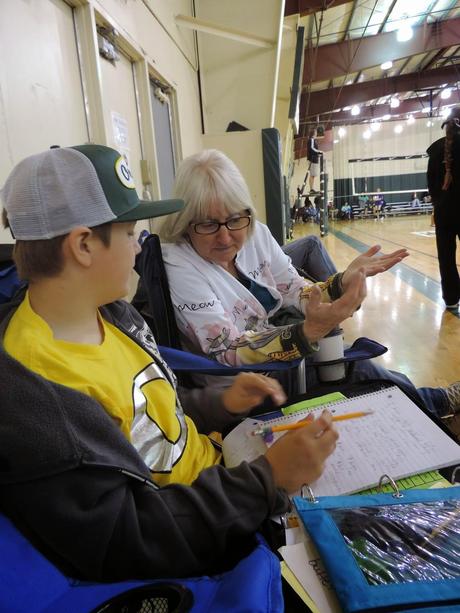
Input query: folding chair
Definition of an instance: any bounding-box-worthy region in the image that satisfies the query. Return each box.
[0,244,22,304]
[0,512,282,612]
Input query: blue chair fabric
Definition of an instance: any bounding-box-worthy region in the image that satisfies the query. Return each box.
[0,512,283,613]
[158,337,387,375]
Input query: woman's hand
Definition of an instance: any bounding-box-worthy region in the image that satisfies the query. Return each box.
[341,245,408,291]
[222,372,287,414]
[303,268,366,343]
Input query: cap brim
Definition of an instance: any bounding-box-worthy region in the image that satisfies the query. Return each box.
[115,198,184,223]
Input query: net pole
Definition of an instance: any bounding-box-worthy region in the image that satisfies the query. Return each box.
[319,155,328,237]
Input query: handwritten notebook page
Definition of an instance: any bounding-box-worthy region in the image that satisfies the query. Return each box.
[222,386,460,497]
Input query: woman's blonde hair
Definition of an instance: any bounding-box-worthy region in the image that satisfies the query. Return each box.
[157,149,256,243]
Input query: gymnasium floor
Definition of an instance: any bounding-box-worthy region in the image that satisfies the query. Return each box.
[292,214,460,389]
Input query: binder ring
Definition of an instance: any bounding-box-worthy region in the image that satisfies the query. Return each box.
[451,466,460,484]
[301,484,318,503]
[378,474,403,498]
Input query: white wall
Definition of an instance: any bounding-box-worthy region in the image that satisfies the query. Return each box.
[0,0,89,243]
[195,0,284,134]
[202,131,267,223]
[0,0,205,245]
[274,15,298,178]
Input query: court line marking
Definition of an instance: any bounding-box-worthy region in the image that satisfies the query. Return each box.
[329,229,460,319]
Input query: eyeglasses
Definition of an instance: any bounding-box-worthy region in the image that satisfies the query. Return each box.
[191,214,251,235]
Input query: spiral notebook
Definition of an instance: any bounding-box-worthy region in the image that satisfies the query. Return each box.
[222,386,460,497]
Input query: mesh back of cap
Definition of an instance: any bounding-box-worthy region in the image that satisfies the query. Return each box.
[2,148,116,240]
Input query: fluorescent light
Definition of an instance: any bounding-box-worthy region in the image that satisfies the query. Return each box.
[338,127,346,137]
[397,23,413,42]
[343,106,351,111]
[441,107,451,119]
[370,122,381,132]
[381,61,393,71]
[390,97,400,108]
[394,125,403,134]
[351,105,360,116]
[363,130,371,139]
[441,88,451,100]
[382,114,391,121]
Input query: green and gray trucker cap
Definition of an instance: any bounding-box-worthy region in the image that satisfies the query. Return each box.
[1,144,183,240]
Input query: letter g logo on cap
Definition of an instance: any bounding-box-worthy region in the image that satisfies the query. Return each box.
[115,156,136,189]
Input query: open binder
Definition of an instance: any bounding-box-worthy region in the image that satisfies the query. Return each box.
[222,385,460,497]
[293,484,460,612]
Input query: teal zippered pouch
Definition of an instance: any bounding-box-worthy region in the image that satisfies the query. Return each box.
[294,486,460,612]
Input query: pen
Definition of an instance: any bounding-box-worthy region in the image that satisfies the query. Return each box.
[250,410,373,437]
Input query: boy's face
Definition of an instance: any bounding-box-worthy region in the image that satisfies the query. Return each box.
[92,222,141,304]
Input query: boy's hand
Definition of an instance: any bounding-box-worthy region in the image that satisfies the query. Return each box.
[265,410,338,493]
[303,269,366,343]
[222,373,287,414]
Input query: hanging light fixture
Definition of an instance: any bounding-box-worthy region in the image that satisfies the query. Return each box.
[441,88,452,100]
[381,61,393,71]
[351,105,360,116]
[396,19,413,42]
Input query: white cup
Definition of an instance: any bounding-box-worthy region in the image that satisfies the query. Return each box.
[313,328,345,382]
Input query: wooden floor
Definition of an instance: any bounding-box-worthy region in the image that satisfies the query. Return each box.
[292,214,460,389]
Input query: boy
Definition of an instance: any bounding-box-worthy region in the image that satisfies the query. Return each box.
[0,144,337,580]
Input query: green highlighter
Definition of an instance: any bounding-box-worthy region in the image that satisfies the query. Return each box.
[281,392,346,416]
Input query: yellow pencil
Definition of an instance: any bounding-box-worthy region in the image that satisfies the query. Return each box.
[251,410,373,437]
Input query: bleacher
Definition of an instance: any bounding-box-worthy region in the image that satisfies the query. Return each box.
[384,201,433,217]
[351,201,433,219]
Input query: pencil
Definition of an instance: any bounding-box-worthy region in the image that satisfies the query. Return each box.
[251,410,373,437]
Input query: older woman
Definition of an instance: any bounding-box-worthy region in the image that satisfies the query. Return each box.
[158,149,459,418]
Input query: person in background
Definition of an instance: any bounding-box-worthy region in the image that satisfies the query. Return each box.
[373,189,386,221]
[358,194,369,215]
[424,194,435,227]
[307,128,322,194]
[159,149,460,421]
[410,192,421,208]
[427,107,460,311]
[0,144,338,582]
[305,200,318,223]
[341,202,352,220]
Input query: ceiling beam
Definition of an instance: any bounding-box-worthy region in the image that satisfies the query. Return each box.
[296,89,460,132]
[175,14,275,48]
[301,65,460,117]
[284,0,351,17]
[303,16,460,83]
